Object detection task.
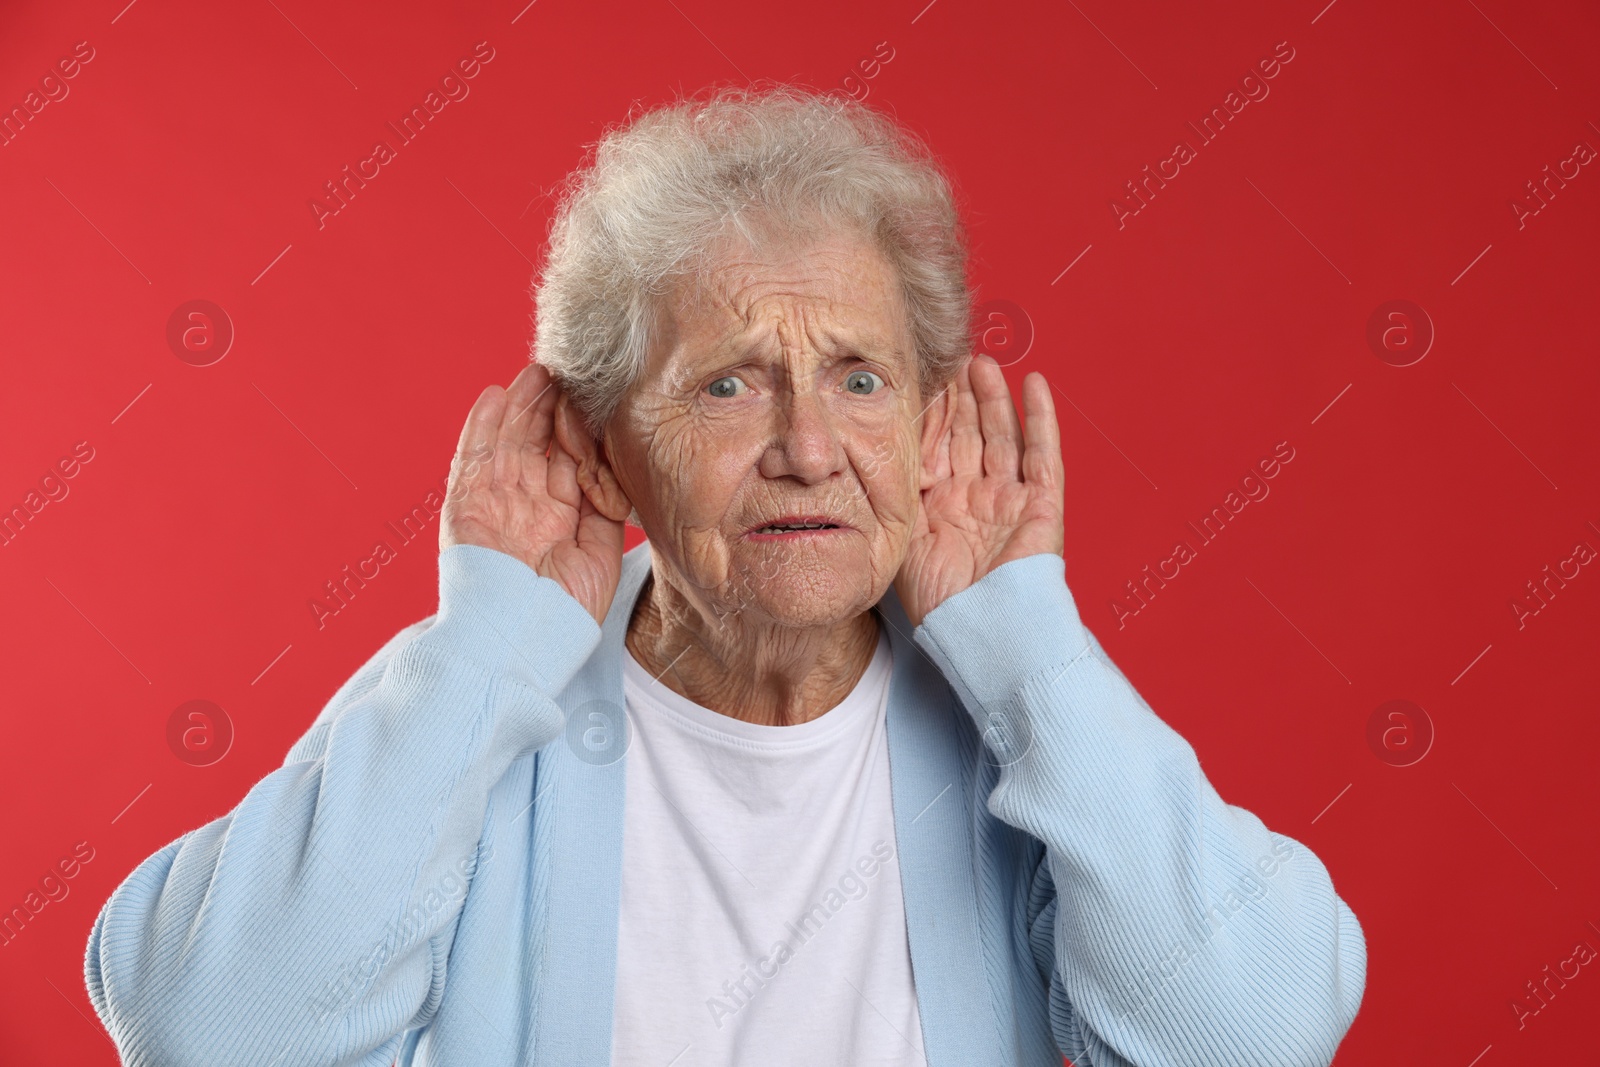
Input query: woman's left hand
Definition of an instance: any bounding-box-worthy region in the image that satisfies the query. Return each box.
[894,355,1066,628]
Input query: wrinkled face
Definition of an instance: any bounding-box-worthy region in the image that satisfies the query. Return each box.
[601,230,935,630]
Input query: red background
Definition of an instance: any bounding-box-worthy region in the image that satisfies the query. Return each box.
[2,0,1597,1063]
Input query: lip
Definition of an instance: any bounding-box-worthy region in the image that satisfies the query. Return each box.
[744,514,852,540]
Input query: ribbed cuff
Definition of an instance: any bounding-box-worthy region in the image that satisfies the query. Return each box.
[421,544,603,695]
[912,552,1091,720]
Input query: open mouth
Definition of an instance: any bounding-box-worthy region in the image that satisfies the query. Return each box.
[746,516,848,538]
[755,522,839,534]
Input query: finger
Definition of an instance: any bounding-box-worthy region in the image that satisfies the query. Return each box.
[973,355,1022,481]
[1020,372,1063,500]
[494,363,556,487]
[948,359,983,478]
[505,360,559,452]
[545,430,583,512]
[931,401,953,484]
[452,384,506,499]
[574,479,627,557]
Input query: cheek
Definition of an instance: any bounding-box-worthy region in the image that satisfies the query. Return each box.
[639,417,765,587]
[646,421,747,518]
[614,400,712,516]
[853,429,921,516]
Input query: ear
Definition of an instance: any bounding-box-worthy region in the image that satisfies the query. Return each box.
[916,367,960,491]
[553,392,634,522]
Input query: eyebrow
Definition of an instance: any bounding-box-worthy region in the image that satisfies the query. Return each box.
[727,340,908,377]
[668,314,910,380]
[837,336,911,372]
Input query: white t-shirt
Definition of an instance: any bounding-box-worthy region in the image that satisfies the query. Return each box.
[610,625,927,1067]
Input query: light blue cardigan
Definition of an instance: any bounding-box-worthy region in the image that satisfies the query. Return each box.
[85,541,1366,1066]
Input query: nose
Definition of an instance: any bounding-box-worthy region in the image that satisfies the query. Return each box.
[757,383,847,485]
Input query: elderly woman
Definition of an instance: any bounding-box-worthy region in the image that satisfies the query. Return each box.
[86,87,1365,1066]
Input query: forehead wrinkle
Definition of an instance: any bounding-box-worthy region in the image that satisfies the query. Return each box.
[735,285,909,373]
[657,238,916,389]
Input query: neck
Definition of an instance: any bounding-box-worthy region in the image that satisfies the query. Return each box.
[623,562,882,728]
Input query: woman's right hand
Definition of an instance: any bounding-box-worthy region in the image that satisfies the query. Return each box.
[440,361,626,625]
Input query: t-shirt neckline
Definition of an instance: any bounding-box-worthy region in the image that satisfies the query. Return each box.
[621,624,892,748]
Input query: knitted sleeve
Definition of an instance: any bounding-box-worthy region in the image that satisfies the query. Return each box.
[84,544,599,1067]
[913,552,1366,1067]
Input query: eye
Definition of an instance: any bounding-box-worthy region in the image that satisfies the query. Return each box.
[844,370,884,395]
[706,375,748,398]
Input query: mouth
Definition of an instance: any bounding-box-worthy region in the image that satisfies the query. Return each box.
[745,515,850,540]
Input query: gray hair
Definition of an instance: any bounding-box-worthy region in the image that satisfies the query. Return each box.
[530,83,973,438]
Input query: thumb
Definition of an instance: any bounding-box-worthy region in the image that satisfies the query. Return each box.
[575,475,628,554]
[554,394,633,522]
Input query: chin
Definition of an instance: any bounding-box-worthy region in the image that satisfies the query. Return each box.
[727,551,881,628]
